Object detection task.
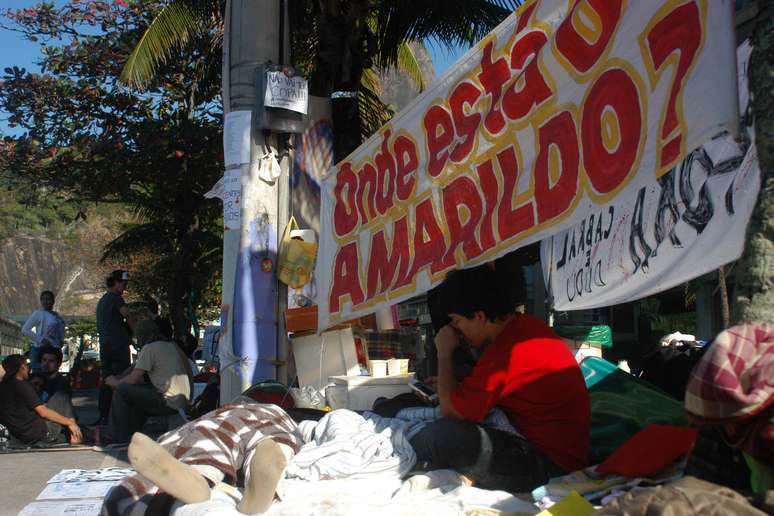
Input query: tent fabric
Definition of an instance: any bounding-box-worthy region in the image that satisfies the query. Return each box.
[581,357,691,464]
[554,325,613,348]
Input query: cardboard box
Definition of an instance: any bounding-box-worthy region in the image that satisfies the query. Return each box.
[325,374,414,410]
[284,305,379,334]
[291,328,361,392]
[284,306,318,333]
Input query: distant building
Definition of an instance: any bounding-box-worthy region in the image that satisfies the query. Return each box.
[0,315,24,356]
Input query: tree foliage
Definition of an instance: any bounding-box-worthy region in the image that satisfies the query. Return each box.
[0,0,224,335]
[121,0,521,153]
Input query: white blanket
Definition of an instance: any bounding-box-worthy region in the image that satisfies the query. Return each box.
[171,470,539,516]
[287,409,417,481]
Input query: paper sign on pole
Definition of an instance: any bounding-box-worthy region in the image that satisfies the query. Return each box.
[223,110,252,166]
[223,168,242,231]
[264,71,309,114]
[541,42,760,311]
[316,0,738,331]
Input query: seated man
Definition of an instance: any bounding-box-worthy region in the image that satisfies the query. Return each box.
[101,319,193,444]
[0,354,85,445]
[409,266,591,492]
[39,345,72,402]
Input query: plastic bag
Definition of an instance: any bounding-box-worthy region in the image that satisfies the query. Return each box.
[277,216,317,288]
[289,385,326,409]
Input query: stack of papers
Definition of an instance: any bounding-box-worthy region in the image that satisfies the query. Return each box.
[19,468,133,516]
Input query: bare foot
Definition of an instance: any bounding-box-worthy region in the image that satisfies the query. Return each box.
[238,438,287,514]
[128,432,210,504]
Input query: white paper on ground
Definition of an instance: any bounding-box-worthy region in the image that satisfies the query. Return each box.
[19,500,103,516]
[37,480,117,500]
[46,468,133,483]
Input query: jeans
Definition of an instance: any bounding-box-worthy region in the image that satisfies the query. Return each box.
[28,346,43,372]
[409,418,566,493]
[103,383,175,443]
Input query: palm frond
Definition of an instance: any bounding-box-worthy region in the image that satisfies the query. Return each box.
[358,79,393,139]
[120,0,217,90]
[396,41,426,92]
[371,0,517,67]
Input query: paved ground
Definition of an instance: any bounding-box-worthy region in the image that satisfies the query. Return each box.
[0,389,130,516]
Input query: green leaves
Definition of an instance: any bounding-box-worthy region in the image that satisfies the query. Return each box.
[120,0,223,90]
[1,0,225,329]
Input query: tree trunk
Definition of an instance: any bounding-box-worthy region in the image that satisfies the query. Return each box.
[732,3,774,324]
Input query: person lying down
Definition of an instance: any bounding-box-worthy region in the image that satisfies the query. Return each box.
[101,402,302,515]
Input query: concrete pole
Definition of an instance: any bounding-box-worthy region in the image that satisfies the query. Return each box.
[220,0,290,403]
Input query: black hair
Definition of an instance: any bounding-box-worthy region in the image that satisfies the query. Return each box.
[40,290,55,299]
[1,354,24,380]
[39,345,63,365]
[437,265,516,322]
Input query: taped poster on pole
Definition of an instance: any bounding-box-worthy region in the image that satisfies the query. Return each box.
[316,0,738,331]
[541,41,760,311]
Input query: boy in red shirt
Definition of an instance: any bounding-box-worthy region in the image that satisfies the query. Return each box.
[409,266,590,492]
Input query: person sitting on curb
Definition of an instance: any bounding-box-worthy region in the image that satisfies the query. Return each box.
[407,265,591,492]
[0,354,88,445]
[100,319,193,445]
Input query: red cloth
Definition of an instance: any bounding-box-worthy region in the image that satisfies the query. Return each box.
[451,314,590,472]
[596,424,699,477]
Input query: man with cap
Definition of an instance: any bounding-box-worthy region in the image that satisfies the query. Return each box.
[96,269,132,424]
[0,354,85,445]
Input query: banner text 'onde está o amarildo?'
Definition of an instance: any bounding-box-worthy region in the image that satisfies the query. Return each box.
[317,0,737,329]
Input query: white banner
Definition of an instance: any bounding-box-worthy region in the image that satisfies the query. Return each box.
[542,42,759,311]
[317,0,738,331]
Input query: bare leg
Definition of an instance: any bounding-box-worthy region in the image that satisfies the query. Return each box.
[237,438,287,514]
[127,433,210,504]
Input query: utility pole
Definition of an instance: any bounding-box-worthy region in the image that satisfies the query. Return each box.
[220,0,291,403]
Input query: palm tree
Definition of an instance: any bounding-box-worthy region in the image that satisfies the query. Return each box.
[120,0,522,156]
[732,6,774,324]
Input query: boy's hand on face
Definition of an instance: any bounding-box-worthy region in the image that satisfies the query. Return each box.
[435,325,460,359]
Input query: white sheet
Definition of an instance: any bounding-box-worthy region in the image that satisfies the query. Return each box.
[287,410,417,481]
[171,470,539,516]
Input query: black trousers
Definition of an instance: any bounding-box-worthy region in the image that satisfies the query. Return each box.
[98,341,131,420]
[41,391,77,444]
[408,418,566,493]
[103,384,175,443]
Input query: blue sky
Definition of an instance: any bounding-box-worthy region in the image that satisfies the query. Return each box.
[0,1,465,135]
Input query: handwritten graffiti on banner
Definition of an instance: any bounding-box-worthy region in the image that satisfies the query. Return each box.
[548,135,755,309]
[541,40,758,311]
[317,0,737,329]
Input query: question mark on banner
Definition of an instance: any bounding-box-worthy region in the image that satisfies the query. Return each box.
[643,1,702,174]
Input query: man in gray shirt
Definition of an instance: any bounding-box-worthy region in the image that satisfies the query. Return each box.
[96,270,131,424]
